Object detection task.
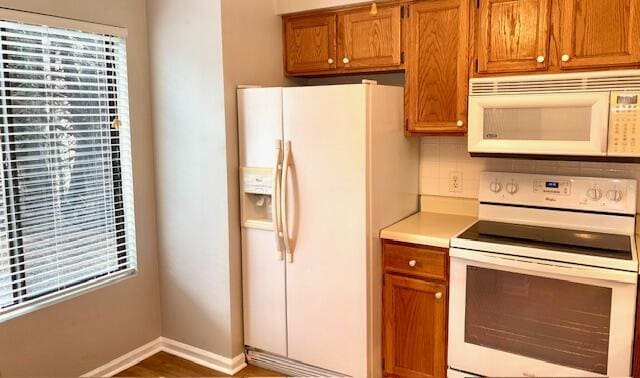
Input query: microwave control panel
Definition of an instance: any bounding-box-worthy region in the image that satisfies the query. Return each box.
[608,91,640,155]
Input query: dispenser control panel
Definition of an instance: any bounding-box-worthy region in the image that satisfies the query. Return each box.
[240,167,274,230]
[243,171,273,195]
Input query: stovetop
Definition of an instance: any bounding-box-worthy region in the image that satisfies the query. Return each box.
[456,221,633,261]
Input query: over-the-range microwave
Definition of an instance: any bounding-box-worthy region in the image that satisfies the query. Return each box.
[468,70,640,158]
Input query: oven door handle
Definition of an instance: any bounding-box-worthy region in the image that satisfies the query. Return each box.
[450,248,637,284]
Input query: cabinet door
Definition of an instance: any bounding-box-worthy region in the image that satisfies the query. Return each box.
[383,274,446,378]
[284,14,337,75]
[406,0,469,134]
[560,0,640,69]
[477,0,551,73]
[338,4,403,71]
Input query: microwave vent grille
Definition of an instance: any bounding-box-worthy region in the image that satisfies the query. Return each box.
[470,71,640,95]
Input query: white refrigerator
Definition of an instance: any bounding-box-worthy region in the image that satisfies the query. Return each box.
[238,83,419,377]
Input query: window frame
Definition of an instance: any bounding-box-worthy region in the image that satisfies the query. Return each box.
[0,9,135,323]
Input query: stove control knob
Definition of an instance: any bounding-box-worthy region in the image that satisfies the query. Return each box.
[506,182,519,195]
[489,181,502,193]
[607,189,623,202]
[587,187,603,201]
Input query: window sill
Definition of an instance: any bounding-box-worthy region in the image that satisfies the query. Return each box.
[0,268,137,324]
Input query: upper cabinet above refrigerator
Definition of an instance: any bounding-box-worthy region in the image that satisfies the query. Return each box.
[283,14,338,75]
[282,3,405,76]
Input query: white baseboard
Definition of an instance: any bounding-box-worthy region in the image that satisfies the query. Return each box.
[81,337,163,377]
[82,337,246,377]
[161,337,247,375]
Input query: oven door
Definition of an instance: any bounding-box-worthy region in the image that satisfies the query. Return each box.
[468,92,610,156]
[449,248,637,377]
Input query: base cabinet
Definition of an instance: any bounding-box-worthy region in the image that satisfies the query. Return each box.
[384,274,447,378]
[382,240,448,378]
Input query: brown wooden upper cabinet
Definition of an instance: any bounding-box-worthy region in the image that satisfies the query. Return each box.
[283,4,404,76]
[284,13,337,75]
[406,0,469,134]
[338,5,403,71]
[475,0,640,75]
[477,0,552,74]
[559,0,640,69]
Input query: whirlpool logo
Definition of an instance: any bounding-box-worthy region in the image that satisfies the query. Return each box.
[485,133,499,139]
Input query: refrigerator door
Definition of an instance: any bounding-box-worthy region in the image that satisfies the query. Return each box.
[237,87,287,356]
[282,85,369,377]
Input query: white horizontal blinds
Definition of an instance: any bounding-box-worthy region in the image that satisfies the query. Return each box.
[0,19,135,314]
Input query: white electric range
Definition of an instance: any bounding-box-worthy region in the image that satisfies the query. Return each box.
[448,172,639,378]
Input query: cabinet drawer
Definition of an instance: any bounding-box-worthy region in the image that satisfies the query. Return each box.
[383,241,447,280]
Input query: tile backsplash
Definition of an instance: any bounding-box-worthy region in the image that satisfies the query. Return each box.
[420,136,640,200]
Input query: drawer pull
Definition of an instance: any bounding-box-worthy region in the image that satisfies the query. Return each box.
[408,260,417,267]
[435,292,443,300]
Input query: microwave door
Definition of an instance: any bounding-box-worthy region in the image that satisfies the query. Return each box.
[468,92,610,156]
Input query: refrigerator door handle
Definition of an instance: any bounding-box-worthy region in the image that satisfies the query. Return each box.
[272,139,284,260]
[281,140,293,263]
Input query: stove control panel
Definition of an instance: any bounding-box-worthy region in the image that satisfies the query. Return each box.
[480,172,637,214]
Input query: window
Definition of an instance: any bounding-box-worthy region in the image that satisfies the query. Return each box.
[0,11,136,322]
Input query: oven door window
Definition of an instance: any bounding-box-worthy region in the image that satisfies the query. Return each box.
[465,266,612,375]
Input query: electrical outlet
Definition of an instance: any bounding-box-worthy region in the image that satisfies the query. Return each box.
[449,171,463,193]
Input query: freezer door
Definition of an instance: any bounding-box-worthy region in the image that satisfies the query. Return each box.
[238,87,285,167]
[282,85,369,377]
[237,87,287,355]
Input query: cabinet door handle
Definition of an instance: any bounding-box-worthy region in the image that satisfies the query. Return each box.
[435,292,443,300]
[456,120,464,128]
[408,260,417,267]
[327,58,334,65]
[561,54,570,62]
[342,57,350,64]
[536,55,545,63]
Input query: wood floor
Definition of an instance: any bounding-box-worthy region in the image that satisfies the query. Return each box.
[115,352,284,377]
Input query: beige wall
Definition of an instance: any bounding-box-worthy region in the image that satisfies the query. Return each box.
[0,0,162,376]
[147,0,295,359]
[276,0,369,14]
[420,136,640,206]
[221,0,300,356]
[146,0,234,357]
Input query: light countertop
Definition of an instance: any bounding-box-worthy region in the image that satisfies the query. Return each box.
[380,212,477,248]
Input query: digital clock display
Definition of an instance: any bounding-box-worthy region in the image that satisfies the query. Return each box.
[617,95,638,105]
[546,181,559,188]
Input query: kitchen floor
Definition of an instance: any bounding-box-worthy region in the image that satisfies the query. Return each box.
[114,352,283,377]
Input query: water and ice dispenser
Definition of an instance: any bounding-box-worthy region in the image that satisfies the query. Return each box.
[240,167,274,230]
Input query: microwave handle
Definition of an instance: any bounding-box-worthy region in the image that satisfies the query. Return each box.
[450,248,636,284]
